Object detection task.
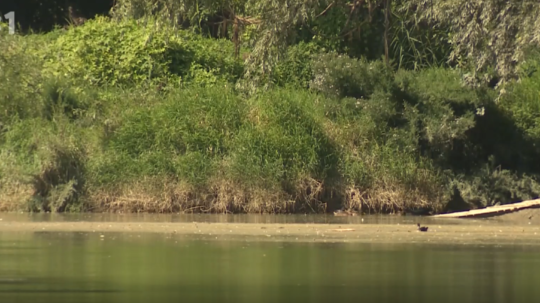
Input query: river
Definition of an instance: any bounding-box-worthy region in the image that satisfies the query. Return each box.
[0,213,539,303]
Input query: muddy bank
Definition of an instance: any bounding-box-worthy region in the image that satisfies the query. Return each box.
[481,208,540,223]
[433,199,540,219]
[1,220,539,246]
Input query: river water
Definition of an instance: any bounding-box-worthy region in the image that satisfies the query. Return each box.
[0,213,539,303]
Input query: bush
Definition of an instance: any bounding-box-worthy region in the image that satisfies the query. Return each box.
[333,89,447,213]
[0,33,44,122]
[43,17,243,87]
[44,17,187,86]
[5,18,540,214]
[394,68,486,165]
[0,118,87,212]
[273,42,321,89]
[498,62,540,141]
[395,67,540,209]
[310,52,395,99]
[450,157,540,208]
[183,33,245,85]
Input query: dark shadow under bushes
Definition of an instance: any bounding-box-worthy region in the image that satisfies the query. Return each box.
[2,119,87,212]
[467,103,540,175]
[309,52,540,211]
[29,146,86,213]
[396,69,540,210]
[447,157,540,211]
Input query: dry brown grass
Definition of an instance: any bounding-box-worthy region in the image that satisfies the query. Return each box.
[344,181,444,214]
[0,180,34,211]
[88,177,193,213]
[1,146,441,214]
[86,176,330,214]
[0,151,34,211]
[0,175,444,214]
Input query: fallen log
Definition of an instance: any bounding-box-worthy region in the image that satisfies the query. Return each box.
[432,198,540,218]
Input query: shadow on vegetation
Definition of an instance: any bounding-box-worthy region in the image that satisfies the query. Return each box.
[2,15,540,214]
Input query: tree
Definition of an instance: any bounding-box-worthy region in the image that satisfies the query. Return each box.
[404,0,540,84]
[111,1,394,87]
[111,0,540,89]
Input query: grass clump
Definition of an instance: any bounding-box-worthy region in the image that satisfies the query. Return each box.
[93,86,245,185]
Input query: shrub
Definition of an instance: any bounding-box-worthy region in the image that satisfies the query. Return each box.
[394,68,485,165]
[182,33,244,85]
[449,157,540,208]
[395,67,540,209]
[44,17,191,86]
[498,60,540,141]
[310,52,395,99]
[0,118,87,212]
[43,17,243,87]
[0,33,44,122]
[273,42,321,89]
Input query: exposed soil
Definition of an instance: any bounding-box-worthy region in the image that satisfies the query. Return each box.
[484,208,540,223]
[1,219,539,246]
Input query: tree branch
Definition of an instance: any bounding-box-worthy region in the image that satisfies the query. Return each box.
[315,1,335,18]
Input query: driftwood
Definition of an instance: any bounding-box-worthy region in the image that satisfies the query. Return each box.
[432,198,540,218]
[330,228,355,232]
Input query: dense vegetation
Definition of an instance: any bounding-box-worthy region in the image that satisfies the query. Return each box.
[1,1,540,214]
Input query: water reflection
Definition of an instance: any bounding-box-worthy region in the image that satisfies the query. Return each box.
[1,212,535,226]
[0,231,539,303]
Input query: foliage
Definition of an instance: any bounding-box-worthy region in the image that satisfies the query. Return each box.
[0,32,44,122]
[498,56,540,140]
[272,42,321,89]
[43,16,243,87]
[43,17,186,86]
[182,32,245,85]
[7,0,540,86]
[3,12,540,214]
[228,89,337,185]
[1,118,87,212]
[389,2,451,70]
[97,87,244,184]
[110,1,393,89]
[114,0,253,28]
[395,67,483,151]
[310,52,394,99]
[406,0,540,82]
[450,158,540,208]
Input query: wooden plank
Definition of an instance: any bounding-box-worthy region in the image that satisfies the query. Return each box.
[432,198,540,218]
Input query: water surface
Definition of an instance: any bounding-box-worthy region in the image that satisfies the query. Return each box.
[0,214,539,303]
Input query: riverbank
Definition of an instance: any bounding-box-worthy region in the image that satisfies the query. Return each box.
[1,218,539,246]
[2,18,540,215]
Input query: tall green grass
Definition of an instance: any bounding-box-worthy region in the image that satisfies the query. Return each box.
[2,17,540,214]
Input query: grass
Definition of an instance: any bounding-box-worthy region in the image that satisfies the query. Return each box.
[2,18,540,214]
[0,82,448,214]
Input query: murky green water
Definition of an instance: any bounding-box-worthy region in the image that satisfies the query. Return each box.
[1,214,539,303]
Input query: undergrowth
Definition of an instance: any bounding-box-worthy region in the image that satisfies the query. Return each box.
[2,18,540,214]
